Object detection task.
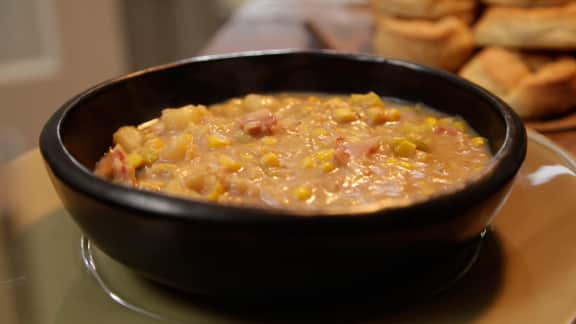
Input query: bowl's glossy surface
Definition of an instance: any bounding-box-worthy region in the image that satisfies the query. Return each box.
[40,50,526,297]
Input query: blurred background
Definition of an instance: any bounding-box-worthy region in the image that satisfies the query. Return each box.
[0,0,246,159]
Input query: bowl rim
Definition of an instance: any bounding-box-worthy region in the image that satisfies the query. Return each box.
[39,49,527,224]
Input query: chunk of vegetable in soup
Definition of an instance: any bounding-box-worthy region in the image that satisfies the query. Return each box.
[94,93,491,212]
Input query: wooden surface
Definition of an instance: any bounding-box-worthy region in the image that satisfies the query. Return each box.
[201,0,576,157]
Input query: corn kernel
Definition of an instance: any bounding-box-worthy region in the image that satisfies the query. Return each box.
[398,161,414,170]
[301,156,315,168]
[145,138,165,150]
[207,181,225,201]
[386,157,398,164]
[393,139,417,157]
[219,155,242,172]
[316,149,334,162]
[261,152,280,167]
[261,136,278,145]
[125,153,144,169]
[384,108,401,121]
[293,186,312,201]
[333,107,357,123]
[312,128,328,137]
[453,120,466,131]
[472,137,486,146]
[365,107,387,125]
[321,161,336,173]
[207,134,231,149]
[424,117,438,126]
[142,150,159,165]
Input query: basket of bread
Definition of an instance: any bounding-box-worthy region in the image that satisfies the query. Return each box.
[369,0,576,123]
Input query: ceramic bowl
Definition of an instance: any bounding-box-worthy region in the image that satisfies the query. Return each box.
[40,50,526,298]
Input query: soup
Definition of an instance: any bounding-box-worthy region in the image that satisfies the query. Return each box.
[94,92,491,211]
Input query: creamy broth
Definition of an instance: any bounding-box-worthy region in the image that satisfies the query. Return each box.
[94,93,491,212]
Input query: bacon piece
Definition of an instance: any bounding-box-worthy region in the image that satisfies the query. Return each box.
[239,109,279,136]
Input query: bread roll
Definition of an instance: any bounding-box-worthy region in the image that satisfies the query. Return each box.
[373,16,475,71]
[482,0,574,7]
[460,47,576,119]
[474,4,576,49]
[370,0,476,22]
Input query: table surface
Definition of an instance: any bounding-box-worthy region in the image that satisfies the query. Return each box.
[201,0,576,157]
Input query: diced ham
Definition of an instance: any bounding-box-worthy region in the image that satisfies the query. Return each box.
[95,146,137,187]
[334,137,350,166]
[435,127,458,136]
[347,137,381,157]
[239,109,279,136]
[334,136,381,166]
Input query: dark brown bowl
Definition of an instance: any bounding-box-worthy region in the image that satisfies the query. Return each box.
[39,50,526,298]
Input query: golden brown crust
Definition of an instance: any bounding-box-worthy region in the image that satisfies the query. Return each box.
[460,47,530,97]
[370,0,476,22]
[459,47,576,118]
[373,16,475,71]
[482,0,574,7]
[507,59,576,118]
[474,4,576,49]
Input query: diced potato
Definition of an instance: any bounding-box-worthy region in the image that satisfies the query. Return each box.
[349,92,385,107]
[184,174,204,192]
[260,152,280,167]
[207,134,231,149]
[293,186,312,201]
[219,155,242,172]
[161,134,192,161]
[324,97,347,109]
[243,94,280,111]
[164,179,187,197]
[392,139,417,157]
[365,107,400,125]
[113,126,143,152]
[333,107,357,123]
[161,105,207,131]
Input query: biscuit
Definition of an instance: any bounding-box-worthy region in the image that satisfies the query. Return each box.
[373,16,475,71]
[460,47,576,118]
[482,0,574,6]
[370,0,476,22]
[474,4,576,49]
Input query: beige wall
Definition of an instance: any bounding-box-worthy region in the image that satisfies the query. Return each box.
[0,0,127,158]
